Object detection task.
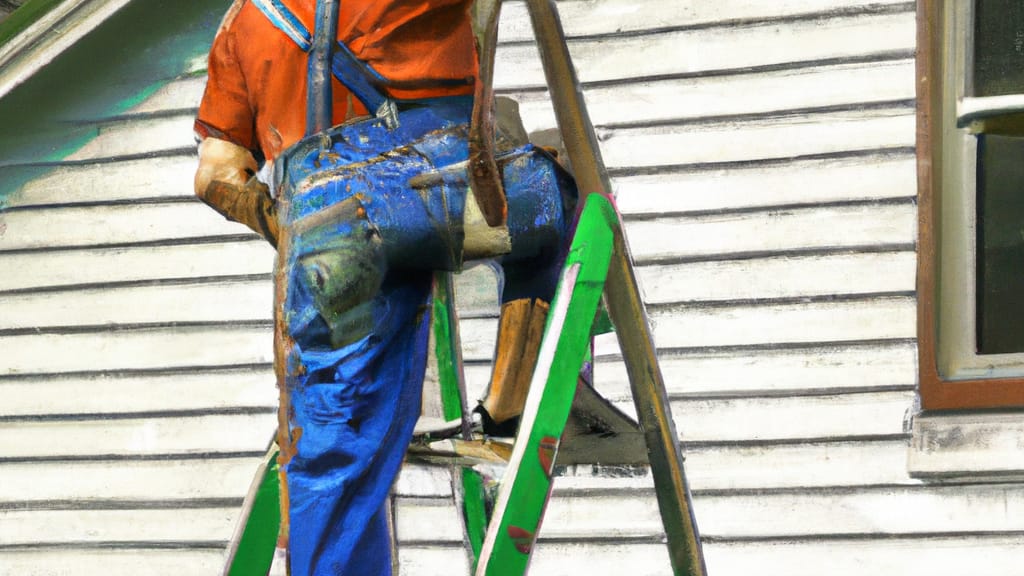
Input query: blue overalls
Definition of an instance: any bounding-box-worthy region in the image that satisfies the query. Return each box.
[276,98,575,574]
[256,2,578,569]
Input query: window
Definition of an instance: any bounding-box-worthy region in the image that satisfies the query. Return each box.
[918,0,1024,409]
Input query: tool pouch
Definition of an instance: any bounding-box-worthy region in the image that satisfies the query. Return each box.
[260,0,578,348]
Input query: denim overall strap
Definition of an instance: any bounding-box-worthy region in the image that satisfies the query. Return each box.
[249,0,392,118]
[306,0,339,135]
[250,0,312,50]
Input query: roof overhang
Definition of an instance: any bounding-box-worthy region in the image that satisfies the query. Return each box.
[0,0,132,101]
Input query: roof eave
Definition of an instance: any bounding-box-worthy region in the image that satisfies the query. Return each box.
[0,0,132,101]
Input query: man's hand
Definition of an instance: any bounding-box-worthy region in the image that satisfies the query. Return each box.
[195,137,279,248]
[195,137,257,194]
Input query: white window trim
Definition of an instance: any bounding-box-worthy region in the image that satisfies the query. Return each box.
[958,94,1024,125]
[910,410,1024,481]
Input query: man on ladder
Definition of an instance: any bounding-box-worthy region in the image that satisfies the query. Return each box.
[193,1,561,573]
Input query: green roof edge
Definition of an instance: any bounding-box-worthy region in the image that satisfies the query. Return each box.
[0,0,71,48]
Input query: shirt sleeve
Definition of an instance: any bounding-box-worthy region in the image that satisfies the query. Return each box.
[195,7,257,152]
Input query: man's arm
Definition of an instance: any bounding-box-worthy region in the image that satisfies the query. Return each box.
[193,3,279,247]
[195,137,280,248]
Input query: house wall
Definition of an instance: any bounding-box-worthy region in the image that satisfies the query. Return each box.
[1,1,1021,575]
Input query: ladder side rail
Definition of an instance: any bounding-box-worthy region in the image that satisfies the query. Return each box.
[433,271,491,567]
[223,445,282,576]
[523,1,707,574]
[434,272,475,439]
[475,193,615,575]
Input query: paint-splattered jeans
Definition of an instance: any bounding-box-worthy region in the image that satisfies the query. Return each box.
[275,97,575,575]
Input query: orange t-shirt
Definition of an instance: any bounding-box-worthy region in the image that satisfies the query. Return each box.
[195,0,477,161]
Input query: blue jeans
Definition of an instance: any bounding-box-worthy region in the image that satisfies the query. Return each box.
[276,97,575,575]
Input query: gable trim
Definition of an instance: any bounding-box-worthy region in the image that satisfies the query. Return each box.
[0,0,132,100]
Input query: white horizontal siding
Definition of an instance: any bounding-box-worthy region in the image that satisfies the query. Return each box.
[624,203,917,262]
[0,279,273,329]
[613,154,916,216]
[0,325,273,375]
[1,551,226,576]
[0,508,239,546]
[646,297,917,349]
[129,76,206,115]
[692,485,1024,539]
[6,154,195,207]
[637,251,917,304]
[1,370,276,418]
[560,439,921,490]
[666,391,914,443]
[494,10,915,89]
[497,0,911,41]
[599,109,914,171]
[65,115,194,161]
[395,547,472,576]
[592,342,917,398]
[8,536,1022,576]
[0,458,265,504]
[0,241,274,292]
[459,297,916,360]
[0,202,249,251]
[0,414,275,459]
[393,484,1024,541]
[512,58,916,133]
[699,536,1024,576]
[526,536,1024,576]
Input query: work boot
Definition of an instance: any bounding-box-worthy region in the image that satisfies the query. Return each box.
[477,297,549,436]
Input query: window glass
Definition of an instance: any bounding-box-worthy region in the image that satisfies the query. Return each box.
[972,0,1024,96]
[976,133,1024,354]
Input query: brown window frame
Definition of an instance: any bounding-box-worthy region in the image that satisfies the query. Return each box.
[917,0,1024,410]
